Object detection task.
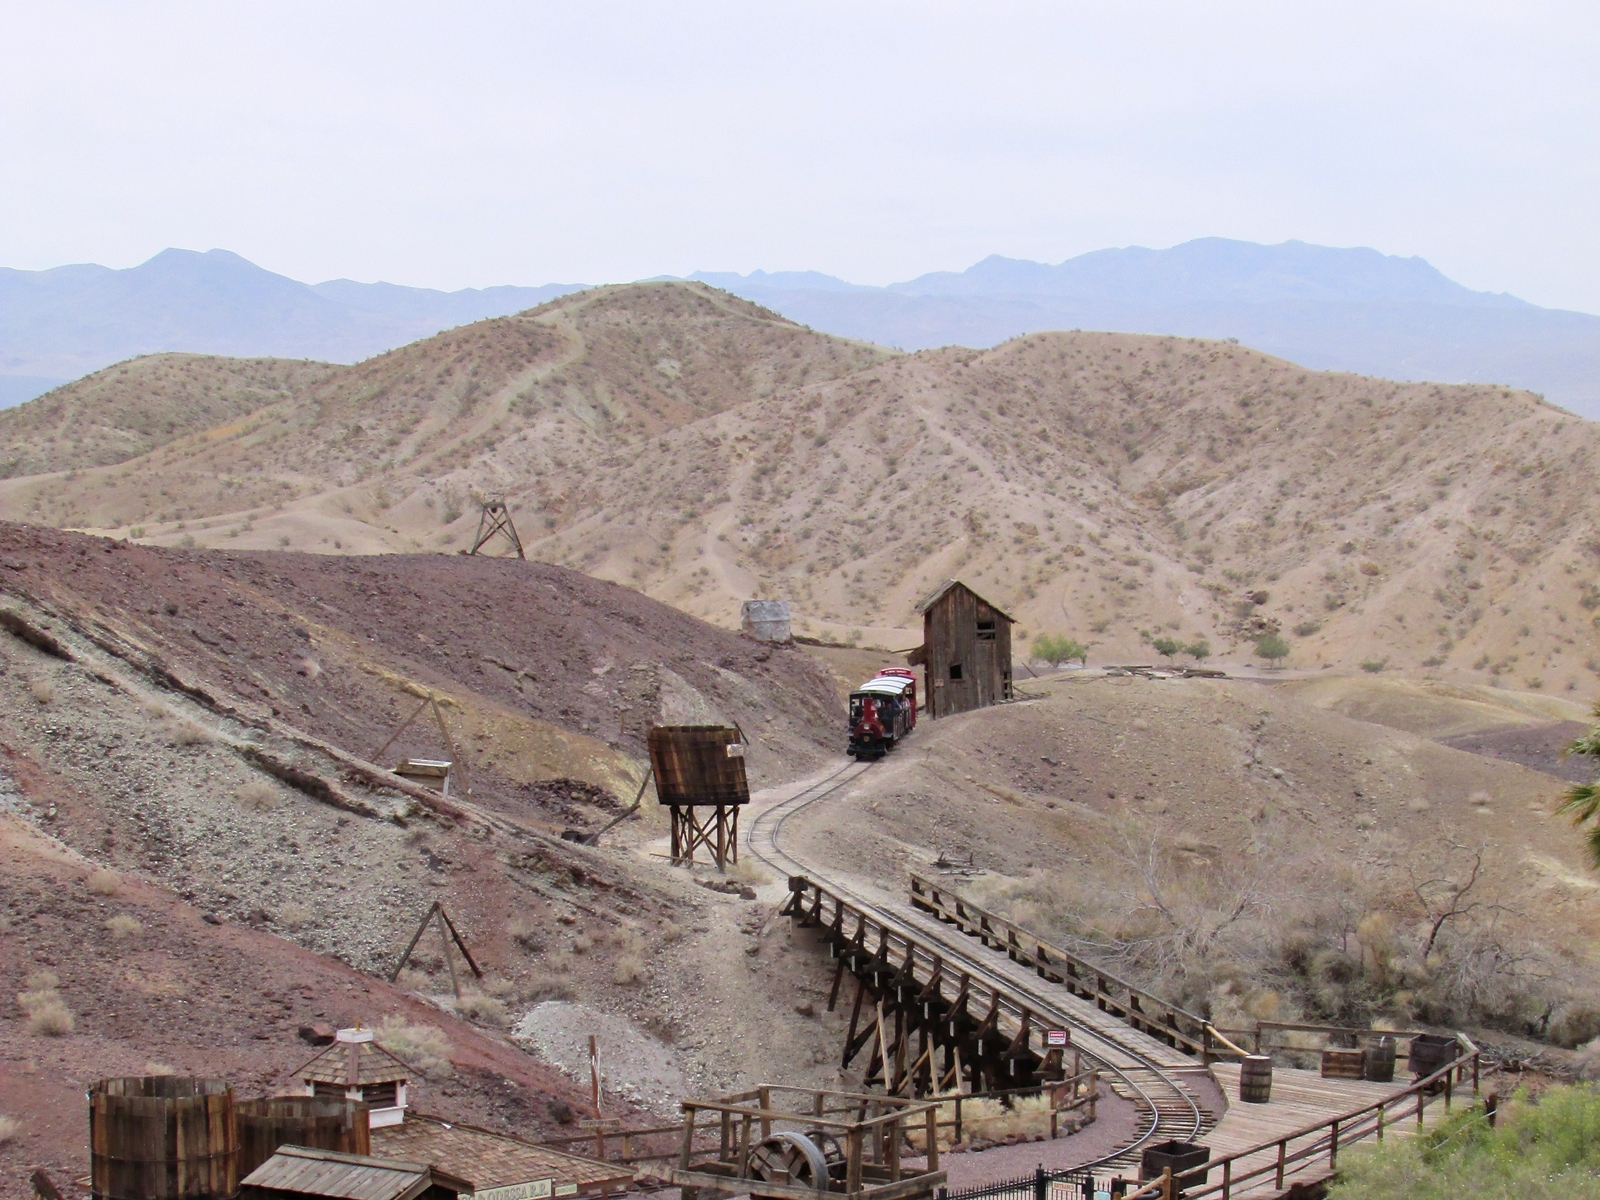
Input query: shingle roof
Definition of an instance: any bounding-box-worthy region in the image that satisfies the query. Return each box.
[239,1146,435,1200]
[914,579,1016,622]
[294,1037,413,1087]
[373,1115,634,1193]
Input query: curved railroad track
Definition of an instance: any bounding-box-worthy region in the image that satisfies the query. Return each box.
[746,758,1209,1176]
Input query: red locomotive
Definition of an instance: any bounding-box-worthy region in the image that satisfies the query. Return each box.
[848,668,918,760]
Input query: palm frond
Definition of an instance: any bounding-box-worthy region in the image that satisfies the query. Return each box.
[1586,821,1600,871]
[1558,781,1600,824]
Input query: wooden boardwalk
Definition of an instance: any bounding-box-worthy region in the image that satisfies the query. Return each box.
[1205,1063,1451,1195]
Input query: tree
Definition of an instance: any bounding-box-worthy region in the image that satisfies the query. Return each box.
[1560,705,1600,868]
[1185,639,1212,663]
[1151,636,1182,662]
[1254,632,1290,666]
[1031,633,1088,667]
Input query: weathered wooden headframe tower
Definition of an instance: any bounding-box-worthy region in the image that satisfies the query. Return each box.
[648,725,749,871]
[468,495,525,559]
[783,878,1052,1096]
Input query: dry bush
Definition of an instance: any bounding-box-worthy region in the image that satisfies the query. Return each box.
[376,1015,453,1078]
[87,869,120,896]
[458,992,509,1027]
[144,1061,176,1076]
[0,1115,18,1146]
[166,718,216,747]
[612,956,645,986]
[395,968,431,992]
[27,675,55,705]
[659,920,682,944]
[483,976,520,999]
[727,859,772,886]
[506,915,545,953]
[905,1094,1055,1151]
[571,934,593,953]
[106,914,142,939]
[610,927,646,955]
[277,902,312,929]
[525,976,574,1004]
[236,780,278,810]
[18,972,74,1037]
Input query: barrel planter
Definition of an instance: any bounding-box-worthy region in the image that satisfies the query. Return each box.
[236,1097,370,1178]
[90,1077,237,1200]
[1239,1055,1273,1103]
[1364,1036,1397,1083]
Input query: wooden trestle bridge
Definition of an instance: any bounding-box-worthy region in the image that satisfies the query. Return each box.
[747,762,1482,1196]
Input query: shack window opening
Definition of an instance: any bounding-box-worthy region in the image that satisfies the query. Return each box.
[364,1082,399,1107]
[949,663,964,681]
[976,618,997,642]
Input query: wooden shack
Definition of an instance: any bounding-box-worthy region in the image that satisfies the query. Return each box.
[908,580,1014,718]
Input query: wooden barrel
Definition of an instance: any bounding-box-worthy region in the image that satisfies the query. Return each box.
[1364,1037,1397,1083]
[90,1078,237,1200]
[236,1097,370,1178]
[1239,1055,1272,1104]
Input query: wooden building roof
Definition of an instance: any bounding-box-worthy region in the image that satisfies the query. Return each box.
[294,1036,413,1087]
[914,579,1016,623]
[374,1115,633,1195]
[239,1145,467,1200]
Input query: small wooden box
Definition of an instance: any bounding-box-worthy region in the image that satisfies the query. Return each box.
[1321,1048,1365,1080]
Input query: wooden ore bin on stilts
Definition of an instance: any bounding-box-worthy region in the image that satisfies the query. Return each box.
[648,725,750,870]
[90,1077,239,1200]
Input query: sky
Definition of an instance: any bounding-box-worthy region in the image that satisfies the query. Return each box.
[2,2,1597,311]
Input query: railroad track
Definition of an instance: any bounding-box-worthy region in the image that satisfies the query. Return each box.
[746,758,1213,1176]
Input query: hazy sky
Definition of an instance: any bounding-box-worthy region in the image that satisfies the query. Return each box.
[3,2,1596,310]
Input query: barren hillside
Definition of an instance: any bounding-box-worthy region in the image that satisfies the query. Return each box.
[781,669,1600,1048]
[1,283,1597,696]
[0,525,847,1186]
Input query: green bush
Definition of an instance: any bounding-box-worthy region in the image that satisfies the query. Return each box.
[1185,639,1212,662]
[1361,658,1389,674]
[1151,636,1182,661]
[1031,634,1088,667]
[1255,633,1290,665]
[1330,1085,1600,1200]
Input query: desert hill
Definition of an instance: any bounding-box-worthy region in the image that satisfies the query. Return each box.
[0,522,850,1181]
[1,281,1597,696]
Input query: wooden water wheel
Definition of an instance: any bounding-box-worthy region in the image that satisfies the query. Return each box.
[746,1131,843,1192]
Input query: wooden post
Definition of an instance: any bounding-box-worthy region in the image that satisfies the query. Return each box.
[438,906,462,999]
[1376,1102,1385,1142]
[1161,1167,1173,1200]
[1221,1158,1230,1199]
[720,1111,731,1161]
[1445,1069,1453,1112]
[738,1114,752,1178]
[954,1095,962,1145]
[925,1107,939,1172]
[1416,1087,1425,1129]
[1275,1140,1285,1189]
[846,1128,864,1194]
[1329,1118,1339,1169]
[759,1086,771,1141]
[887,1113,900,1182]
[1090,1072,1098,1122]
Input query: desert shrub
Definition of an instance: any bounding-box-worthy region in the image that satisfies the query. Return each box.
[376,1015,453,1078]
[395,968,431,991]
[612,956,645,986]
[1294,620,1322,637]
[18,972,74,1037]
[1550,1004,1600,1050]
[144,1060,176,1076]
[524,976,574,1004]
[458,992,509,1027]
[1031,633,1088,666]
[87,869,120,896]
[571,934,593,953]
[1362,658,1390,674]
[27,675,55,705]
[1151,636,1182,661]
[167,718,215,747]
[727,859,771,886]
[277,902,312,929]
[483,976,519,999]
[0,1115,18,1145]
[1185,640,1212,662]
[507,916,545,953]
[905,1094,1056,1151]
[1331,1085,1600,1200]
[236,780,277,810]
[106,914,142,939]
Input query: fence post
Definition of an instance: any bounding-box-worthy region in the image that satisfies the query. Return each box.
[1445,1069,1453,1112]
[1473,1053,1480,1096]
[955,1095,963,1145]
[1416,1087,1425,1129]
[1160,1167,1172,1200]
[1329,1118,1338,1169]
[1221,1158,1230,1199]
[1376,1103,1384,1142]
[1035,1164,1048,1200]
[1275,1140,1285,1189]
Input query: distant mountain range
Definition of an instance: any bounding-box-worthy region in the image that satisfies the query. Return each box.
[0,248,582,405]
[3,239,1597,416]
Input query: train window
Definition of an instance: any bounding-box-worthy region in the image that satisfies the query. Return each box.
[949,663,964,680]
